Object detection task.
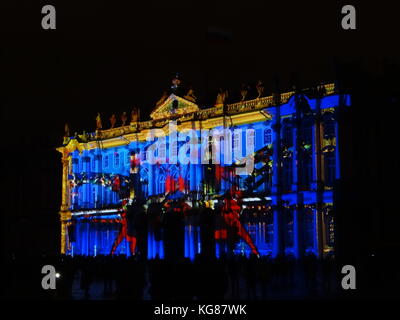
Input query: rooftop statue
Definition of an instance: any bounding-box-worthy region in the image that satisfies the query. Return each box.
[63,123,70,145]
[131,107,140,122]
[96,113,102,130]
[121,112,128,126]
[215,88,228,106]
[256,80,265,98]
[183,87,196,103]
[78,131,89,143]
[109,114,116,129]
[240,83,249,101]
[64,123,70,137]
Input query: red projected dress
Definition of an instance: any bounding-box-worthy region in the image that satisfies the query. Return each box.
[110,200,137,255]
[222,189,260,256]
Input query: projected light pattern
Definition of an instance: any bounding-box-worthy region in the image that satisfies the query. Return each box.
[58,83,349,259]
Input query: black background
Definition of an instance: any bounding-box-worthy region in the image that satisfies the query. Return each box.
[1,0,400,274]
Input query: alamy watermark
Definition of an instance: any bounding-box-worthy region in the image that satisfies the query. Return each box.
[341,265,356,290]
[41,265,60,290]
[341,5,356,30]
[139,121,255,176]
[41,5,56,30]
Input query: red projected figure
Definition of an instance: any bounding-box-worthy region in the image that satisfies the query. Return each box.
[110,200,137,255]
[222,187,260,257]
[165,174,187,194]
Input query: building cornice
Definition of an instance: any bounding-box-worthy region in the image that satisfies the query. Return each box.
[57,83,336,153]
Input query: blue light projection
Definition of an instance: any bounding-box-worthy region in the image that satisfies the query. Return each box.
[65,93,349,259]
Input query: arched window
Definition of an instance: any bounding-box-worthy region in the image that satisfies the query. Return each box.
[158,175,165,195]
[157,168,166,195]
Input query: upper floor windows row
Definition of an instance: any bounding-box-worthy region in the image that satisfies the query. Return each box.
[104,152,126,169]
[73,151,130,172]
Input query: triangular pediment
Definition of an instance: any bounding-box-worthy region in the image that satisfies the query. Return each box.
[150,94,199,120]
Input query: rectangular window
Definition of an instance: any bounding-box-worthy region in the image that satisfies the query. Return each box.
[114,153,120,166]
[264,128,272,144]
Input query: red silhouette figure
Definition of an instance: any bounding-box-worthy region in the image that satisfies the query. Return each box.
[112,175,121,192]
[110,200,136,255]
[221,187,260,256]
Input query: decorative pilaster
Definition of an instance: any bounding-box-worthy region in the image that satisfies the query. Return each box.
[314,97,325,258]
[271,105,284,258]
[59,152,72,254]
[334,121,340,180]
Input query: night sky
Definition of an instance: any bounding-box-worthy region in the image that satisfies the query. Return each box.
[1,1,400,256]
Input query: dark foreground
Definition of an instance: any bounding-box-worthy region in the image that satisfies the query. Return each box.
[3,252,400,301]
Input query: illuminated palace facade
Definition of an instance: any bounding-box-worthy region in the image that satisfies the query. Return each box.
[57,82,350,259]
